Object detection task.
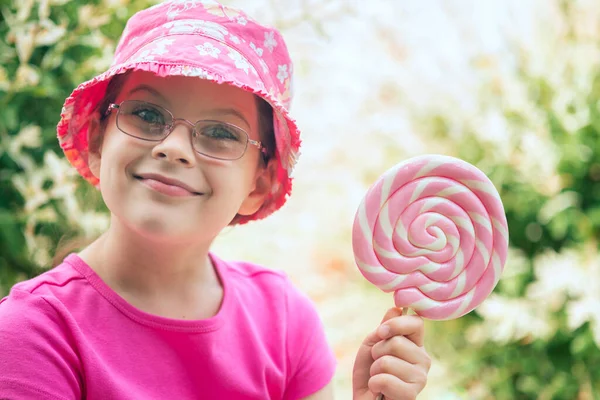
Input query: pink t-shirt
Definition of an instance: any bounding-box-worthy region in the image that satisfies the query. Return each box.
[0,253,336,399]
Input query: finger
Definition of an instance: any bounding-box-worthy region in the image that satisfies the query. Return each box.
[370,355,428,384]
[381,307,404,324]
[371,335,429,366]
[362,307,406,347]
[377,314,426,347]
[368,373,420,400]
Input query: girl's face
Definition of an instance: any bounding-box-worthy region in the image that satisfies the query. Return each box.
[90,71,272,244]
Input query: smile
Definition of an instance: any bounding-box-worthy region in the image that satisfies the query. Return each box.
[133,173,202,197]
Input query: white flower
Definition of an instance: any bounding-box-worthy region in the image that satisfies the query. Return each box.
[229,34,241,45]
[568,296,600,345]
[227,49,250,74]
[130,49,154,63]
[44,151,76,185]
[196,42,221,58]
[14,24,35,64]
[171,65,215,79]
[474,294,555,343]
[8,125,41,156]
[526,249,586,310]
[250,42,263,56]
[277,64,289,84]
[564,248,600,345]
[263,31,277,52]
[236,16,248,25]
[151,38,175,56]
[12,172,49,214]
[15,64,40,89]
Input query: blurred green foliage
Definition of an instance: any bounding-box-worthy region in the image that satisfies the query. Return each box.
[0,0,157,294]
[413,3,600,399]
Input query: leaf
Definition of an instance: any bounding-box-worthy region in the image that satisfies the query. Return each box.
[0,209,26,255]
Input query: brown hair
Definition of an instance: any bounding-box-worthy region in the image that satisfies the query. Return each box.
[52,74,276,266]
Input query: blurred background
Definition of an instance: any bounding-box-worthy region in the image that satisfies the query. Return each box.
[1,0,599,398]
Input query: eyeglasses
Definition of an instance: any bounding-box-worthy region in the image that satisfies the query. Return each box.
[105,100,263,161]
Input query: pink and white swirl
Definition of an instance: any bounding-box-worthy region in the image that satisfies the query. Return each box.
[352,155,509,320]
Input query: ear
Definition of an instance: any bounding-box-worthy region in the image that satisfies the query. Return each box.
[87,112,104,179]
[237,159,278,216]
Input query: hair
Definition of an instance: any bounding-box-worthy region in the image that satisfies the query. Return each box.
[52,72,277,267]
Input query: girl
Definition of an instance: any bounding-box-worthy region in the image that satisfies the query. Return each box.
[0,1,431,399]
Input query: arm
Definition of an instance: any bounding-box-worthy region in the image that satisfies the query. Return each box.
[0,290,82,399]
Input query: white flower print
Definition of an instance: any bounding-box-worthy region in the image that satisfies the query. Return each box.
[172,65,215,79]
[263,31,277,52]
[250,42,263,57]
[151,38,176,56]
[128,38,176,63]
[130,49,155,63]
[166,0,201,20]
[196,42,221,58]
[277,64,289,84]
[229,34,241,45]
[236,16,248,25]
[227,49,250,74]
[165,20,228,41]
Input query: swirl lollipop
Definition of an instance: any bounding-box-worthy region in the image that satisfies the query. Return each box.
[352,154,508,320]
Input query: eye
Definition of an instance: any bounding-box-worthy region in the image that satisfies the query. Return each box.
[200,123,242,141]
[131,105,166,125]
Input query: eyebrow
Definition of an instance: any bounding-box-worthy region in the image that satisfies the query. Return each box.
[207,108,251,130]
[127,84,251,130]
[128,84,169,102]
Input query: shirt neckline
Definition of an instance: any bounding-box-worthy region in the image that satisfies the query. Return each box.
[64,252,230,333]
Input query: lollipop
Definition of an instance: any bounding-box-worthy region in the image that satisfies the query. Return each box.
[352,154,508,320]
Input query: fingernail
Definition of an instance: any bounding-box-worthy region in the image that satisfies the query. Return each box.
[378,324,390,338]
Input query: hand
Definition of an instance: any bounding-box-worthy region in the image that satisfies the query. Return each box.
[352,308,431,400]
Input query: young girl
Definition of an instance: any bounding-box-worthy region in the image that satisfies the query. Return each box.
[0,1,430,399]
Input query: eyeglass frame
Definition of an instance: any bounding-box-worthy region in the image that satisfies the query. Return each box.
[104,100,265,161]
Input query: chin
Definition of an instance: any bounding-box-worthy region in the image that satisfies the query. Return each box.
[116,208,189,243]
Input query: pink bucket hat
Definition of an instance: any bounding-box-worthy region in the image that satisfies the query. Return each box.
[57,0,300,224]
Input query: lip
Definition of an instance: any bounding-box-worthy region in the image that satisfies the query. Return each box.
[133,173,202,197]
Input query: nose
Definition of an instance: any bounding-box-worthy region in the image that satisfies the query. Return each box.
[151,120,197,167]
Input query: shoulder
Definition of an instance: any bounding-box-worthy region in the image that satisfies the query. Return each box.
[213,256,338,399]
[0,255,88,343]
[8,254,86,297]
[0,261,80,331]
[213,253,289,297]
[212,253,314,311]
[215,253,287,281]
[0,284,82,399]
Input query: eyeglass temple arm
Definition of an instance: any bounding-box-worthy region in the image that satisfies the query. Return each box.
[104,103,120,117]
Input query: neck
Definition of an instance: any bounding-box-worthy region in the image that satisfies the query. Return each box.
[79,216,220,310]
